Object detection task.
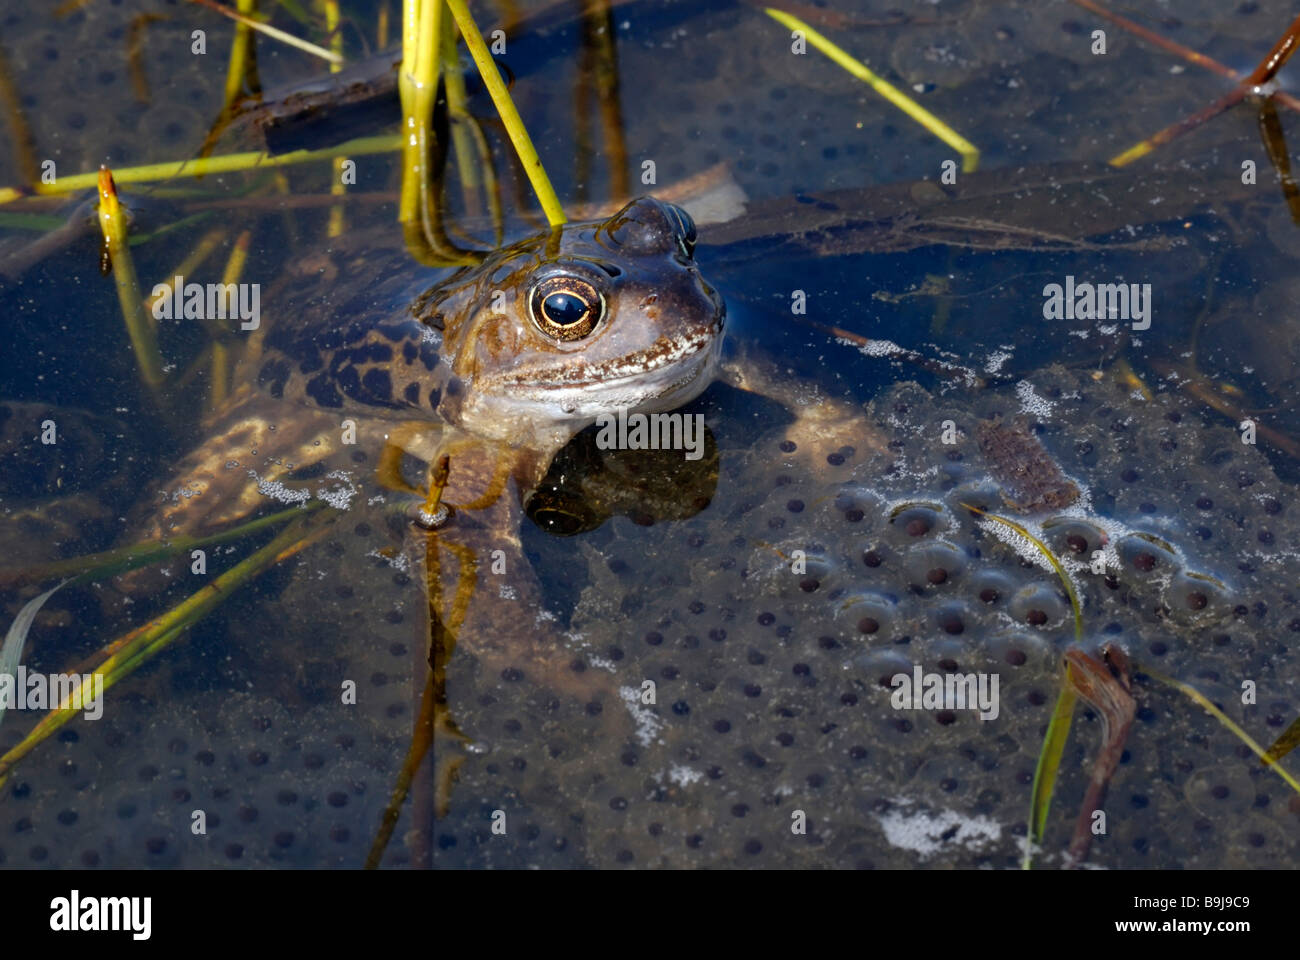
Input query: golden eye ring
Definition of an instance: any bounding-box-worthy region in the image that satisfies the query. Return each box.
[528,275,604,341]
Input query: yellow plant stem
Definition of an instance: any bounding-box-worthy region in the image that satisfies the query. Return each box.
[2,135,401,206]
[189,0,342,63]
[0,520,318,787]
[764,8,980,173]
[208,230,252,408]
[325,0,347,237]
[397,1,480,264]
[1145,667,1300,795]
[441,13,483,217]
[144,226,228,326]
[223,0,258,108]
[1024,668,1078,869]
[399,0,440,227]
[399,0,451,261]
[444,0,566,226]
[98,168,165,392]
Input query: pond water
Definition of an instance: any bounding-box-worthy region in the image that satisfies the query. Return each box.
[0,0,1297,869]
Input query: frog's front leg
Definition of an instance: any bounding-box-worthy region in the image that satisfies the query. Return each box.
[718,343,891,471]
[395,437,624,713]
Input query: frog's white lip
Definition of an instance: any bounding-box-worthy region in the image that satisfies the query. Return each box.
[510,326,720,391]
[496,333,720,421]
[458,328,722,443]
[574,344,711,391]
[552,333,716,400]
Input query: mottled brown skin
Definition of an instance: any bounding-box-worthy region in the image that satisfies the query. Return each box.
[130,194,887,719]
[133,198,723,703]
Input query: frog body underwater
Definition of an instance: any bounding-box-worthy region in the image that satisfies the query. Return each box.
[129,191,874,718]
[132,198,726,696]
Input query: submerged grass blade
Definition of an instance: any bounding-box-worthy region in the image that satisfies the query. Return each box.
[144,226,228,320]
[1024,673,1077,869]
[958,503,1086,869]
[0,521,321,786]
[0,502,317,591]
[190,0,343,63]
[1263,715,1300,767]
[442,12,482,218]
[1,134,402,205]
[1109,87,1244,168]
[98,168,165,393]
[207,229,253,407]
[444,0,566,226]
[0,581,69,732]
[0,45,40,185]
[961,503,1083,642]
[764,7,979,172]
[1144,666,1300,796]
[127,13,169,103]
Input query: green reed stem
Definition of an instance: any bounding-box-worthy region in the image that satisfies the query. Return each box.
[444,0,566,226]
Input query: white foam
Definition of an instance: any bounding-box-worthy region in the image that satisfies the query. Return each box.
[984,350,1012,373]
[666,765,703,787]
[875,797,1002,857]
[1015,379,1054,419]
[619,685,664,747]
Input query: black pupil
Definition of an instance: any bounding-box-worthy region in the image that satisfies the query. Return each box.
[544,292,588,326]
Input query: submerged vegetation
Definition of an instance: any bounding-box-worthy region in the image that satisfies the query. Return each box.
[0,0,1297,870]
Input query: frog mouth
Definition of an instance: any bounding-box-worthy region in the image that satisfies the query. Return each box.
[489,330,720,424]
[571,330,718,390]
[500,326,720,394]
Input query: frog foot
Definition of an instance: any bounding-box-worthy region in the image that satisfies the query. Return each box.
[777,398,890,476]
[720,350,890,475]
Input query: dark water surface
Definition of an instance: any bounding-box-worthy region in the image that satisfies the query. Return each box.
[0,0,1298,869]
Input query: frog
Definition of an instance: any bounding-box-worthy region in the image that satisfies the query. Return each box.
[129,195,873,714]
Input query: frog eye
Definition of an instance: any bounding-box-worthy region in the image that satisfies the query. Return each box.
[529,275,605,341]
